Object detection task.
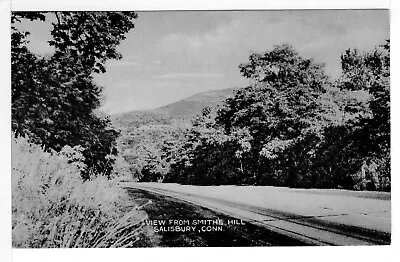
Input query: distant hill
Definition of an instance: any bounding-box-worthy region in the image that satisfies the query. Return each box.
[111,87,236,129]
[152,88,236,120]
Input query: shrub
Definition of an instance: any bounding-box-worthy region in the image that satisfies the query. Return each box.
[12,134,150,248]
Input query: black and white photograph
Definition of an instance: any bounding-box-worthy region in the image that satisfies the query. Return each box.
[6,0,393,257]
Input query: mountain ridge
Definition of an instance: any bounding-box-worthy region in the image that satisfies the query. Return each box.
[111,87,237,129]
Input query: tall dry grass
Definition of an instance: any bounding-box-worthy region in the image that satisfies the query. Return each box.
[12,135,150,248]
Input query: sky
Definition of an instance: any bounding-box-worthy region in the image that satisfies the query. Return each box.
[20,10,389,114]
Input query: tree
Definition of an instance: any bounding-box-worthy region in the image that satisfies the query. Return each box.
[340,41,390,151]
[334,40,390,190]
[216,44,333,186]
[297,40,390,190]
[11,12,138,179]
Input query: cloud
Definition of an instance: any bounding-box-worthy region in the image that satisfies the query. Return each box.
[106,60,142,67]
[160,20,239,54]
[155,72,224,79]
[105,56,165,71]
[159,13,287,56]
[158,10,388,68]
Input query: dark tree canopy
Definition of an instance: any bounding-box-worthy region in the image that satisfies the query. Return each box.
[339,41,390,151]
[11,12,138,179]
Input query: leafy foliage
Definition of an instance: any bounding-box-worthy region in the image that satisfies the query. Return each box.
[336,40,390,190]
[213,45,333,186]
[11,12,138,178]
[158,43,390,191]
[119,124,186,182]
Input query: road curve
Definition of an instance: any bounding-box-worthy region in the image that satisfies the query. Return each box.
[121,182,391,246]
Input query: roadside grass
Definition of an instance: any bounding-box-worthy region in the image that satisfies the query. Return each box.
[12,135,150,248]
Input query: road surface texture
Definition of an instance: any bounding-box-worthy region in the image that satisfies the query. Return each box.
[122,182,391,246]
[128,188,309,247]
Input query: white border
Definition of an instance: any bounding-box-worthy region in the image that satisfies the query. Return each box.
[2,1,397,262]
[1,1,12,262]
[10,0,389,11]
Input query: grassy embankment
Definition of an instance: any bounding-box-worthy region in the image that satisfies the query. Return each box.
[11,135,154,248]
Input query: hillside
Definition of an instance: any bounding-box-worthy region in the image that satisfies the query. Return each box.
[112,87,236,129]
[152,87,236,121]
[111,110,173,131]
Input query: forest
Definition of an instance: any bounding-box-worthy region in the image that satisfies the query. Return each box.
[121,43,390,191]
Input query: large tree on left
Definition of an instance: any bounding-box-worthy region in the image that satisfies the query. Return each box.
[11,12,138,179]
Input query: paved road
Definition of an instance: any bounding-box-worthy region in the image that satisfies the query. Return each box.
[122,182,391,246]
